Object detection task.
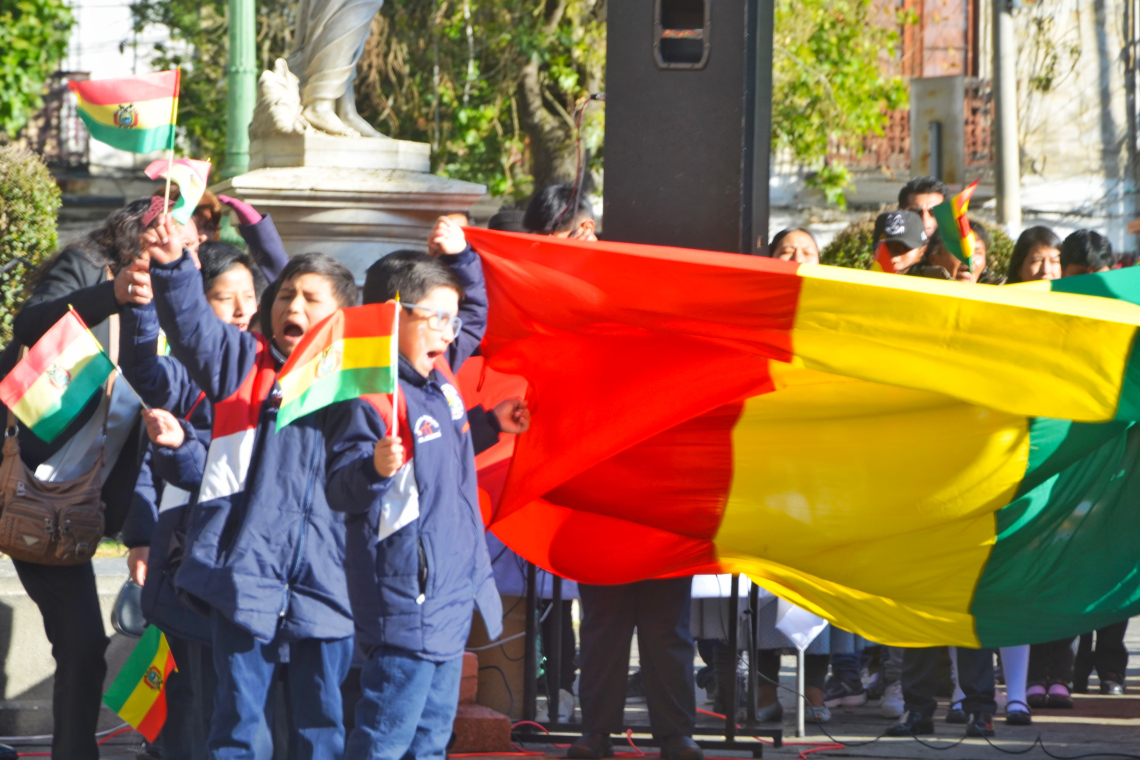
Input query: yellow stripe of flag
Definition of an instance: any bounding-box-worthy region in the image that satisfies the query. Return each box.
[116,630,172,726]
[73,93,179,130]
[278,336,394,405]
[790,264,1140,422]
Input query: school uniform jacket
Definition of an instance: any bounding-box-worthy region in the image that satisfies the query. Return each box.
[325,355,504,661]
[149,254,353,643]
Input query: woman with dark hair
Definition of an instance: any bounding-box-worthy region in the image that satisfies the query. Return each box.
[766,228,820,264]
[1005,226,1062,284]
[0,198,185,760]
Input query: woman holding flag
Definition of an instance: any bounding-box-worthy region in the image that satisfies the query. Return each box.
[0,198,164,760]
[3,65,197,756]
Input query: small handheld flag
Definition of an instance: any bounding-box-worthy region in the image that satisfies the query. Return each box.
[932,180,980,268]
[276,303,400,429]
[68,71,180,155]
[872,241,896,274]
[144,158,212,225]
[392,293,401,440]
[102,626,177,742]
[0,309,116,442]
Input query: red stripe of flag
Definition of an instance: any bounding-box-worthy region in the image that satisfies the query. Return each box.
[0,311,89,402]
[67,70,179,106]
[132,654,176,742]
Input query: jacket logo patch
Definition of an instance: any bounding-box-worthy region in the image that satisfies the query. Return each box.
[440,383,465,421]
[414,415,442,444]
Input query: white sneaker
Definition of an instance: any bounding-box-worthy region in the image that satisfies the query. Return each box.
[558,688,577,723]
[807,703,832,723]
[881,681,904,719]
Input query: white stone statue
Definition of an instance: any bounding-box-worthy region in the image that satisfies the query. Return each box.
[286,0,387,138]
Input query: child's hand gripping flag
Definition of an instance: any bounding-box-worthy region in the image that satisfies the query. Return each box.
[276,303,400,429]
[932,179,980,268]
[67,70,180,154]
[102,626,177,742]
[0,309,116,443]
[144,158,212,225]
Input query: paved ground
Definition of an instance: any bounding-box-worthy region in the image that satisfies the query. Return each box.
[8,620,1138,759]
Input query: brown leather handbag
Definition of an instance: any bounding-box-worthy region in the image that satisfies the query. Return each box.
[0,314,120,565]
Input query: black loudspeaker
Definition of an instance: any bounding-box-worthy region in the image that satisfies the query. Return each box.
[603,0,774,254]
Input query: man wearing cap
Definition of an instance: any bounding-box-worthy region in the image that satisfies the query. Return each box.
[872,210,928,275]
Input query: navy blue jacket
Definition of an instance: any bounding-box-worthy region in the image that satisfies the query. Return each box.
[150,254,353,643]
[325,246,502,661]
[119,302,216,643]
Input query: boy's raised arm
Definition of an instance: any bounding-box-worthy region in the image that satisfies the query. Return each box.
[119,302,202,414]
[324,399,395,516]
[441,243,487,371]
[149,254,260,404]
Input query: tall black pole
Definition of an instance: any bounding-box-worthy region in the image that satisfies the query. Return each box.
[523,563,538,723]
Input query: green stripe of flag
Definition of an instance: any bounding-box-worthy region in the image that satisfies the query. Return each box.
[971,418,1140,647]
[79,112,174,154]
[932,203,968,263]
[276,366,397,430]
[1045,267,1140,422]
[30,352,115,442]
[103,625,163,712]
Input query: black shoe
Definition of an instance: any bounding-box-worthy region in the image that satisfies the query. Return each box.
[1101,680,1125,696]
[966,712,995,737]
[567,734,614,759]
[1005,705,1033,726]
[885,710,935,736]
[660,736,704,760]
[0,745,16,760]
[945,706,967,724]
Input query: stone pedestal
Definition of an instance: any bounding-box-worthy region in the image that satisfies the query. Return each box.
[212,135,485,279]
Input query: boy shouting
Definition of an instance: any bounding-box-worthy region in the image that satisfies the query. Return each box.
[324,218,503,760]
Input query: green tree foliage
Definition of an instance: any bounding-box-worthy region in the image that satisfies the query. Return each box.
[0,0,74,137]
[0,146,61,347]
[773,0,910,206]
[131,0,905,203]
[357,0,605,197]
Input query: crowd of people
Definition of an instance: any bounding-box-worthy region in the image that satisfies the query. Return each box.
[0,175,1132,760]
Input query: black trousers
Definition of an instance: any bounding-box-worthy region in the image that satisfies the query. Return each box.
[578,578,695,739]
[1075,620,1130,685]
[13,560,109,760]
[1027,638,1075,687]
[541,599,577,699]
[755,650,828,692]
[902,647,995,717]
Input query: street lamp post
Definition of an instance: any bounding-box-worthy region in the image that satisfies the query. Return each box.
[993,0,1021,233]
[223,0,256,178]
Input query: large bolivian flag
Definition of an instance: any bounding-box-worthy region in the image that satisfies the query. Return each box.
[462,227,1140,648]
